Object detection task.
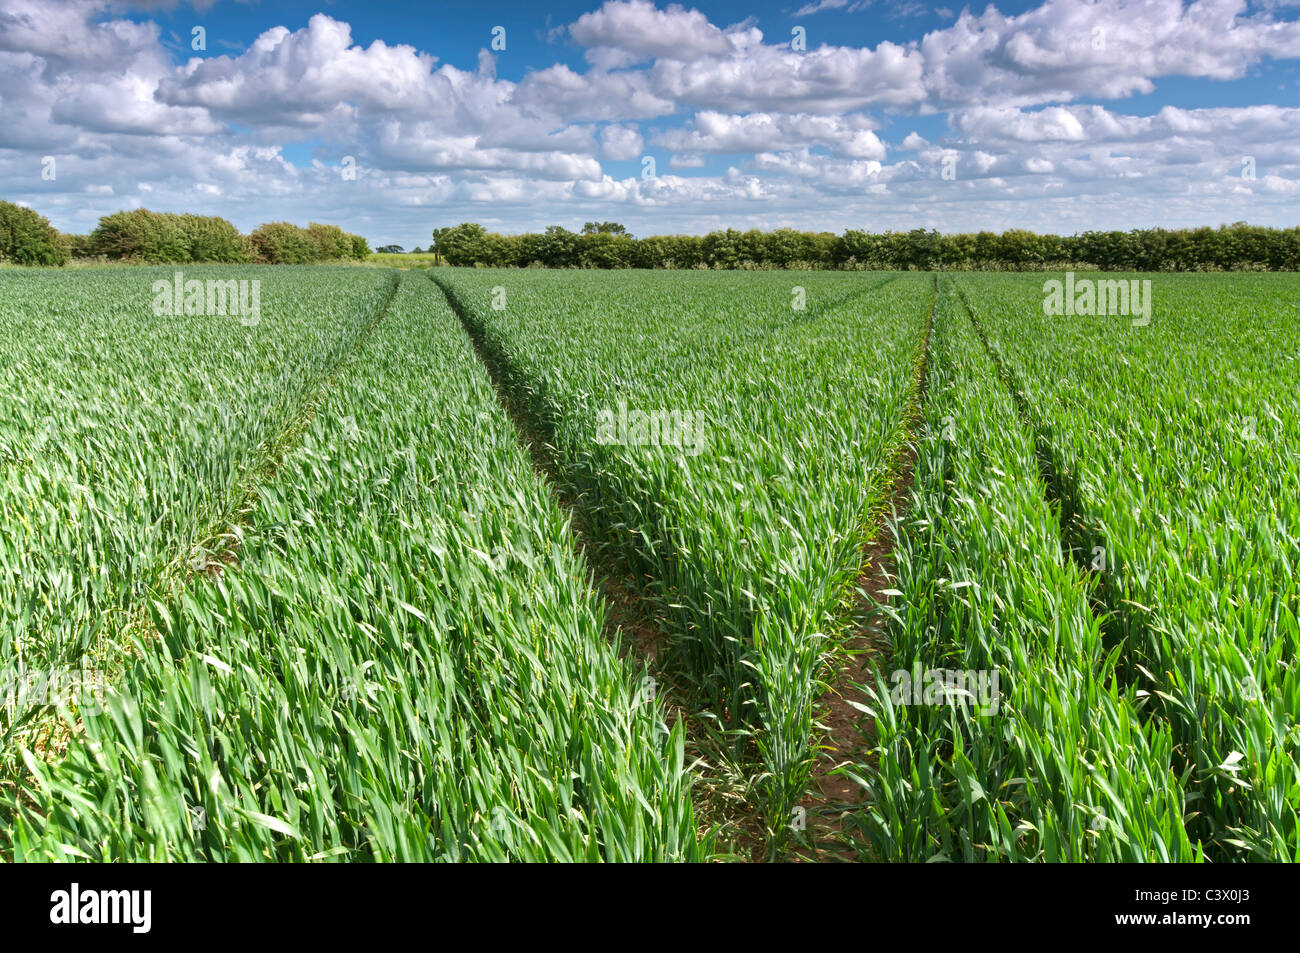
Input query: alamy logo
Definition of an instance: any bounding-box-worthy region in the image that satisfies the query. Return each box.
[1042,272,1151,326]
[50,883,151,933]
[595,399,707,456]
[1,664,108,717]
[889,666,1002,715]
[152,271,261,326]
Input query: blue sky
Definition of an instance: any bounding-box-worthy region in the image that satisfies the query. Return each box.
[143,1,983,72]
[2,0,1298,249]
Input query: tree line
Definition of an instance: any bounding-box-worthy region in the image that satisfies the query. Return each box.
[0,201,370,266]
[431,221,1300,271]
[5,198,1299,271]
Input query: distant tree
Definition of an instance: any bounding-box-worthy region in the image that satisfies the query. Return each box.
[806,231,838,267]
[896,228,942,270]
[659,234,704,269]
[432,223,489,266]
[475,232,518,267]
[0,200,66,265]
[763,228,808,268]
[306,222,353,260]
[90,209,189,263]
[376,244,404,254]
[249,222,317,264]
[578,232,634,268]
[997,228,1045,267]
[401,218,1300,271]
[58,233,95,260]
[837,229,880,266]
[582,221,629,236]
[702,228,742,268]
[737,229,768,266]
[537,225,581,267]
[181,214,250,263]
[629,234,668,269]
[937,231,976,268]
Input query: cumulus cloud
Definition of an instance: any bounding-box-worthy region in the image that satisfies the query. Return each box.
[0,0,1297,244]
[655,111,887,159]
[157,15,445,125]
[600,123,645,159]
[650,38,927,112]
[920,0,1300,109]
[569,0,735,65]
[513,63,676,121]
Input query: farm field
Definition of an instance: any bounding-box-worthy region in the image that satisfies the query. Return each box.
[1,267,396,749]
[435,268,931,851]
[3,271,701,861]
[0,265,1296,862]
[848,279,1197,861]
[958,273,1300,860]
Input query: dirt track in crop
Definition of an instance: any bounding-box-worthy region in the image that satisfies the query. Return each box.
[792,277,935,862]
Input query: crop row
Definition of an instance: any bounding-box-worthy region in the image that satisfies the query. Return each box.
[4,272,702,861]
[845,279,1197,860]
[0,266,394,752]
[434,268,930,848]
[957,272,1300,860]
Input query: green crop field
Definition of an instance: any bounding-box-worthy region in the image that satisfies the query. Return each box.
[1,265,1296,862]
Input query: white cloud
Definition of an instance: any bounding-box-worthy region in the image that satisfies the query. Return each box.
[513,63,676,121]
[792,0,850,15]
[650,37,926,112]
[600,123,645,159]
[158,15,445,125]
[655,111,887,159]
[569,0,735,65]
[920,0,1300,109]
[0,0,1298,245]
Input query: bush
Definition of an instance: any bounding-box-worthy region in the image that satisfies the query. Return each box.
[0,201,66,265]
[419,222,1300,272]
[60,233,96,259]
[9,200,1300,271]
[182,214,250,263]
[431,223,489,266]
[578,233,634,268]
[90,209,189,263]
[5,201,370,266]
[306,222,353,261]
[248,222,317,264]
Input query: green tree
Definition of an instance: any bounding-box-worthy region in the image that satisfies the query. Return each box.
[91,209,189,263]
[578,232,634,268]
[582,221,628,236]
[431,223,489,266]
[182,214,250,263]
[537,225,581,267]
[249,222,316,263]
[0,201,66,265]
[306,222,353,260]
[57,233,95,260]
[702,229,742,268]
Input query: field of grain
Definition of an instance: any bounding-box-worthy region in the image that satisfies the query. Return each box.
[1,266,1295,861]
